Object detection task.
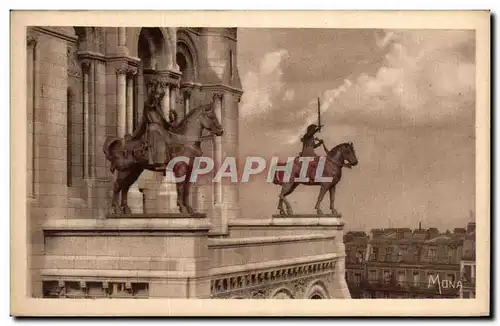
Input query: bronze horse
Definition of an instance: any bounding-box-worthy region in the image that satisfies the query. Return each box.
[273,142,358,216]
[103,103,223,215]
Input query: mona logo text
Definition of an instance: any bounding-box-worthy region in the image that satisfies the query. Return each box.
[428,274,463,295]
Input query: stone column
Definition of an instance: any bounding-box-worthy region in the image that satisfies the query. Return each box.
[212,93,224,230]
[182,86,192,115]
[26,35,36,199]
[116,66,127,138]
[221,93,242,222]
[26,33,37,298]
[81,60,91,179]
[117,27,128,55]
[162,82,170,115]
[125,76,134,134]
[213,93,223,206]
[170,84,179,119]
[155,80,176,213]
[126,67,143,214]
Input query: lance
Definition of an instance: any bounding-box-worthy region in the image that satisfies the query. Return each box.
[317,97,323,132]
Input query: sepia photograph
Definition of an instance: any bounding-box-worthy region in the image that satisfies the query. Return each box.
[10,10,490,316]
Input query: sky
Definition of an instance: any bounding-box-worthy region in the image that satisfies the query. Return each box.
[235,28,476,232]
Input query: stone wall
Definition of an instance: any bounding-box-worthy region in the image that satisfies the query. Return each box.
[39,217,212,298]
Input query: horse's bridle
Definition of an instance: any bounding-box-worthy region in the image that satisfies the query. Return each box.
[330,146,354,169]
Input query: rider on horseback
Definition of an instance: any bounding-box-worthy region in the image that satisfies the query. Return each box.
[300,124,325,157]
[131,79,178,171]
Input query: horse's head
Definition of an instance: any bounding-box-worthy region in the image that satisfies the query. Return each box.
[200,101,224,137]
[340,142,358,169]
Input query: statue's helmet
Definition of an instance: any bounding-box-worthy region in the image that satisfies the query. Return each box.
[146,79,165,102]
[306,124,318,134]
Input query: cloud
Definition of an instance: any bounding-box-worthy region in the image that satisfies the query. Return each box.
[239,49,289,119]
[319,30,476,130]
[285,79,353,144]
[283,89,295,101]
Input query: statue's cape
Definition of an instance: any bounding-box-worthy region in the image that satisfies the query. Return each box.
[131,103,172,141]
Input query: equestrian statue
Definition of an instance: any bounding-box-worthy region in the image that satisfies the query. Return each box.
[103,79,224,215]
[272,98,359,216]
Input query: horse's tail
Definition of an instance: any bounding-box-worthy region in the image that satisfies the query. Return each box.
[103,136,122,163]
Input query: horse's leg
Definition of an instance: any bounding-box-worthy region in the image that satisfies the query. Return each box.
[120,168,143,215]
[174,164,189,214]
[176,181,189,214]
[183,181,194,214]
[329,186,340,216]
[314,184,329,215]
[110,179,121,215]
[120,183,132,214]
[277,194,285,216]
[279,182,299,216]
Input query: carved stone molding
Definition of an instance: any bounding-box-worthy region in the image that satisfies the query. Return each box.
[81,59,92,73]
[27,34,37,47]
[158,78,178,89]
[42,279,149,299]
[116,66,129,75]
[181,86,193,97]
[213,92,224,101]
[126,66,138,77]
[67,44,82,78]
[210,259,337,299]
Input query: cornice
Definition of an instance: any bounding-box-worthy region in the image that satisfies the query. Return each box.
[106,55,141,67]
[185,28,237,42]
[32,26,78,43]
[201,84,243,96]
[208,234,335,249]
[77,50,107,63]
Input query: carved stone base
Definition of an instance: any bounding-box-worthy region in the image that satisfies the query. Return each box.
[106,212,207,219]
[272,213,342,218]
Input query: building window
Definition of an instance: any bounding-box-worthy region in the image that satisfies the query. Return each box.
[355,273,361,286]
[413,271,420,286]
[356,251,364,263]
[448,248,455,262]
[385,247,394,262]
[383,271,392,284]
[397,271,406,286]
[371,247,378,261]
[369,270,377,282]
[428,248,437,261]
[463,264,472,282]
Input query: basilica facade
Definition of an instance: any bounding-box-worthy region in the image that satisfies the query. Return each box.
[26,26,350,299]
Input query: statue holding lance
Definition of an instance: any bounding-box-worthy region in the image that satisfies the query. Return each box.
[299,97,326,158]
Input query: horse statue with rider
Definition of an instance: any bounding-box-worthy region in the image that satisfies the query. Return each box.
[103,78,224,215]
[273,98,359,216]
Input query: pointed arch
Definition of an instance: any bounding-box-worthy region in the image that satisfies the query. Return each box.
[305,279,330,299]
[270,287,295,299]
[176,28,199,82]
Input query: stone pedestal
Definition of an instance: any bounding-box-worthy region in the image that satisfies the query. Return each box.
[127,183,144,214]
[40,215,211,298]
